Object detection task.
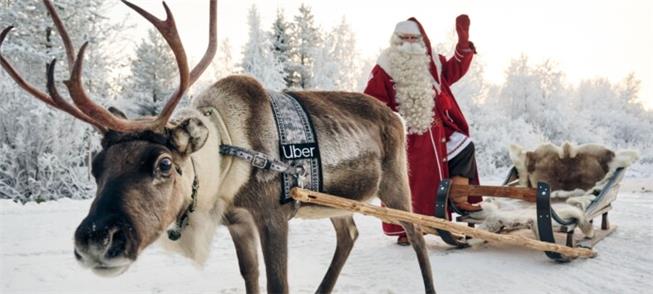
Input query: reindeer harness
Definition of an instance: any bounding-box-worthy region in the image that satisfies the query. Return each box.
[167,91,324,241]
[219,91,324,203]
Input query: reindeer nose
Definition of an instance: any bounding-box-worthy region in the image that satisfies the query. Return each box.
[105,228,128,259]
[74,216,132,260]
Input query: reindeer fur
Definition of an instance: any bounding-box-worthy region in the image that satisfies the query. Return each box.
[151,75,433,293]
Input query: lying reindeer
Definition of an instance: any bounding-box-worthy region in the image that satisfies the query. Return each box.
[0,0,435,293]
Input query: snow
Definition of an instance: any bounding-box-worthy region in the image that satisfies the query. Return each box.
[2,179,652,294]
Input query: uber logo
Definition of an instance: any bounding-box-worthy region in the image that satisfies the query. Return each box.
[281,143,318,160]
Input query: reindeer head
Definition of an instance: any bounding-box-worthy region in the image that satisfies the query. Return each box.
[0,0,217,276]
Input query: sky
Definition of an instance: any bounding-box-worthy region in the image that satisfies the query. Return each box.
[112,0,653,109]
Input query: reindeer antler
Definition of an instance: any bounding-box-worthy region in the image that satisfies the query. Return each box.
[0,0,218,133]
[0,27,108,132]
[115,0,217,129]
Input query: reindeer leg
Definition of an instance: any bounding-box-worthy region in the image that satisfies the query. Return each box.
[315,216,359,293]
[378,164,436,294]
[379,189,436,294]
[400,220,436,294]
[225,208,260,294]
[255,213,290,294]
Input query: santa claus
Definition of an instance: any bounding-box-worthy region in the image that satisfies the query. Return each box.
[364,15,481,245]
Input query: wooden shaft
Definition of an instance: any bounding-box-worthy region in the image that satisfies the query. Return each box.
[291,188,596,258]
[450,184,537,202]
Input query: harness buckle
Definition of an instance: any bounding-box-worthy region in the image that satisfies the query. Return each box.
[251,154,268,169]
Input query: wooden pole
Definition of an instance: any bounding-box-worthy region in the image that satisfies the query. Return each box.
[291,188,596,258]
[450,184,537,202]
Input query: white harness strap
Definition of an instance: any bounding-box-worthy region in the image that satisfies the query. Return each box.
[201,106,234,185]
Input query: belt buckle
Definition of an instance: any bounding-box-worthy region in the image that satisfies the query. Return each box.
[251,154,268,169]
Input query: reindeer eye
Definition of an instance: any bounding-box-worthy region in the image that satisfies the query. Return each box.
[158,158,173,176]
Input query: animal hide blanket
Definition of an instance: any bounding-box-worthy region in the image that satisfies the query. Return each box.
[470,142,638,238]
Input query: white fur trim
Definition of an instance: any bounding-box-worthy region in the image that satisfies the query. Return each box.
[509,144,529,187]
[551,189,586,199]
[446,131,471,160]
[394,21,420,35]
[613,149,640,167]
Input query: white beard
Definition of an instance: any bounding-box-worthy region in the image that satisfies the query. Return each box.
[380,37,436,135]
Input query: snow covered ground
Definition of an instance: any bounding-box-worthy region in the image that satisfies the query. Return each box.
[1,178,652,294]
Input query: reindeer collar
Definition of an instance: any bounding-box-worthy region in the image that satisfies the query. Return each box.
[165,107,229,241]
[167,157,199,241]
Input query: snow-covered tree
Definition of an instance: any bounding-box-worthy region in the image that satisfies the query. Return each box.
[240,4,285,91]
[118,28,178,116]
[311,45,337,90]
[469,98,546,175]
[356,56,375,91]
[270,10,294,88]
[312,17,359,91]
[0,0,122,202]
[575,75,653,154]
[612,73,653,149]
[289,4,322,89]
[497,56,590,144]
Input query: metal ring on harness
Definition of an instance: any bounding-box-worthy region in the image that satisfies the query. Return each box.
[294,164,308,188]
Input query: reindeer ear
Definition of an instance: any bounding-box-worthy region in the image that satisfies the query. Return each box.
[108,106,128,119]
[169,117,209,155]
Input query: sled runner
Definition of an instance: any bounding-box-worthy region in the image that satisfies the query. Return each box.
[435,142,636,262]
[435,166,624,262]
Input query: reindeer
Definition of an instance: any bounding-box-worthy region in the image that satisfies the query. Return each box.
[0,1,435,293]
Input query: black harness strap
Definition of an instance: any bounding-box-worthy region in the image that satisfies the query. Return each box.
[167,157,199,241]
[219,144,305,175]
[269,91,323,204]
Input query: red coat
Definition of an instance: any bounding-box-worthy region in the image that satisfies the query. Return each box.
[364,18,480,236]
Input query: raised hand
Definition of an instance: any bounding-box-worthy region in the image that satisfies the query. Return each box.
[456,14,470,46]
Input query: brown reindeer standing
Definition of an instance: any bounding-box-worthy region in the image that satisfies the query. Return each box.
[0,1,435,293]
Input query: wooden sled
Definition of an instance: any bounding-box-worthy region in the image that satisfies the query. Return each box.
[434,166,626,262]
[291,188,596,260]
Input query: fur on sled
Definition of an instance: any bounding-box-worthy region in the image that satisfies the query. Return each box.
[471,142,638,238]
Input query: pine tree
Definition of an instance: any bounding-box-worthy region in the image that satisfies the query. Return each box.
[290,4,322,89]
[240,4,285,91]
[270,10,294,88]
[119,28,178,116]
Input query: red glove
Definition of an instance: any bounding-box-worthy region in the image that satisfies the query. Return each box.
[456,14,470,46]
